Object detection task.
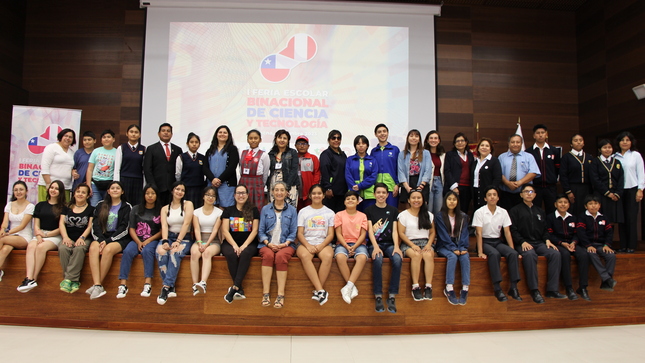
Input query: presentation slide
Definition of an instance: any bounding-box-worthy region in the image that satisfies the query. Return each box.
[141,1,439,154]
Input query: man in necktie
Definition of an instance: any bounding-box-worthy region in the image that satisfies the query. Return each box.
[143,123,181,204]
[499,134,541,211]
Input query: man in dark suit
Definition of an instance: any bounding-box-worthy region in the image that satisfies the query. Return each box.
[526,124,561,214]
[143,123,182,204]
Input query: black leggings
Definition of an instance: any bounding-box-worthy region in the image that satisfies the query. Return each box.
[221,240,258,288]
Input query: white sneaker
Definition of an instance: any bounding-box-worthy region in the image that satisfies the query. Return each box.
[168,286,177,298]
[85,285,96,295]
[17,278,37,293]
[197,280,207,294]
[90,285,106,300]
[116,284,128,299]
[140,283,152,297]
[351,285,359,300]
[341,284,352,304]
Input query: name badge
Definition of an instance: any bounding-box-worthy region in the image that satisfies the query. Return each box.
[243,168,250,175]
[275,162,282,169]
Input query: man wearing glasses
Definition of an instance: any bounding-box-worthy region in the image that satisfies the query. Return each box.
[509,184,566,304]
[499,134,540,211]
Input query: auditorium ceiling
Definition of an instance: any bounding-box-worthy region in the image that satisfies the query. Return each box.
[354,0,590,11]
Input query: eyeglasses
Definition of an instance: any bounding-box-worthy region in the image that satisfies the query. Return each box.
[455,139,466,143]
[235,192,248,195]
[330,136,341,141]
[522,190,535,195]
[296,142,308,146]
[204,194,216,198]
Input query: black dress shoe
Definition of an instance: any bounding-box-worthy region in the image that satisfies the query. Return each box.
[508,288,522,301]
[545,291,567,299]
[600,279,614,291]
[626,249,635,254]
[576,287,591,301]
[616,248,627,253]
[565,287,578,301]
[531,290,545,304]
[609,278,617,289]
[494,290,508,302]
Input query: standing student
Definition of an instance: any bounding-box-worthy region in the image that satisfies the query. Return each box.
[296,184,335,306]
[239,129,270,209]
[267,129,299,207]
[320,130,347,212]
[86,181,132,299]
[220,185,260,303]
[365,183,402,313]
[499,134,540,212]
[0,182,34,279]
[443,133,475,215]
[156,181,194,305]
[576,194,617,291]
[176,132,207,208]
[371,124,400,207]
[398,189,436,301]
[17,180,66,292]
[423,130,445,216]
[434,191,471,305]
[38,129,76,201]
[86,129,117,206]
[58,183,94,294]
[143,123,183,205]
[526,124,560,214]
[204,125,239,208]
[258,182,298,308]
[335,191,369,304]
[398,129,432,205]
[190,186,223,296]
[114,124,146,207]
[589,139,624,226]
[546,194,590,301]
[509,184,564,304]
[473,186,521,302]
[614,131,644,253]
[72,131,96,191]
[471,137,502,210]
[559,134,593,218]
[345,135,379,212]
[116,184,162,298]
[295,135,320,211]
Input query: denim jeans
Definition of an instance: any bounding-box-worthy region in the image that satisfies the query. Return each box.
[118,240,159,280]
[368,243,402,295]
[156,232,192,287]
[427,176,443,217]
[90,182,107,207]
[437,246,471,286]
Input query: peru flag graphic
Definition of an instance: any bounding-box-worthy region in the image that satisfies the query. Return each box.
[28,124,62,154]
[260,33,317,83]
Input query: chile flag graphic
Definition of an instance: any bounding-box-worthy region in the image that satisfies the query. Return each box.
[260,33,317,83]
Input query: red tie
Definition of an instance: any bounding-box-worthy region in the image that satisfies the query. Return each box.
[165,143,170,161]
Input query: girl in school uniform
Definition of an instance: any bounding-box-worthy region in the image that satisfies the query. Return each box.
[589,139,624,225]
[559,134,593,218]
[239,129,270,209]
[114,124,146,207]
[345,135,379,212]
[190,186,223,295]
[177,132,207,209]
[0,181,34,280]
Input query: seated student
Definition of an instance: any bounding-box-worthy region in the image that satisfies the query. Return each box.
[190,186,223,296]
[258,181,298,308]
[0,181,34,281]
[116,184,162,298]
[576,194,617,291]
[296,184,335,306]
[509,184,564,304]
[335,191,369,304]
[473,186,521,302]
[365,183,402,313]
[86,181,132,299]
[434,191,470,305]
[398,189,436,301]
[546,194,591,301]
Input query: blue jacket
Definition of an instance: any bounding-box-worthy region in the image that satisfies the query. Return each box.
[397,149,432,185]
[345,154,379,200]
[370,143,400,191]
[434,211,469,252]
[258,203,298,250]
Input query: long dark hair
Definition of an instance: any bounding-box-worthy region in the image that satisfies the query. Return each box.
[408,190,432,230]
[69,183,91,208]
[10,181,28,202]
[167,181,187,217]
[235,185,256,222]
[424,130,445,156]
[270,129,292,154]
[139,183,162,217]
[97,181,124,233]
[206,125,234,157]
[440,191,464,238]
[403,129,423,161]
[46,180,67,219]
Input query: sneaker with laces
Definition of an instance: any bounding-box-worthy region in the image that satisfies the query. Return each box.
[140,283,152,297]
[224,286,236,304]
[411,287,423,301]
[60,279,72,293]
[386,297,397,313]
[70,281,81,294]
[17,278,37,293]
[116,284,128,298]
[85,285,95,295]
[90,285,106,300]
[157,286,169,305]
[168,286,177,298]
[318,290,329,306]
[375,296,385,312]
[458,290,468,305]
[424,286,433,300]
[311,290,320,301]
[192,283,200,296]
[340,284,352,304]
[197,280,207,294]
[444,288,459,305]
[234,288,246,300]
